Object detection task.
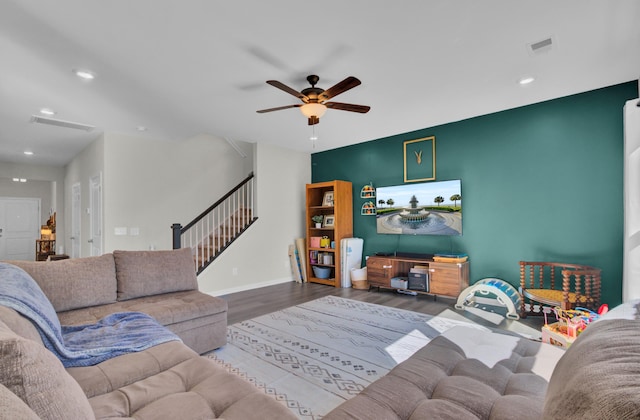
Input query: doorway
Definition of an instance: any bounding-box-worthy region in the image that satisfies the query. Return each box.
[0,197,40,260]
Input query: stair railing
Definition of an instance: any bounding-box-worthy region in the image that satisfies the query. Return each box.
[172,172,257,274]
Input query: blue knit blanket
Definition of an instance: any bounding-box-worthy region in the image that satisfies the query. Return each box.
[0,262,181,367]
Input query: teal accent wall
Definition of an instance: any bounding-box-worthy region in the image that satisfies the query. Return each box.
[312,81,638,307]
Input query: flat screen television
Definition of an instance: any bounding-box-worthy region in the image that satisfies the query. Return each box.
[375,179,462,236]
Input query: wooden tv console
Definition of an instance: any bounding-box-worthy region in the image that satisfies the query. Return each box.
[366,255,469,298]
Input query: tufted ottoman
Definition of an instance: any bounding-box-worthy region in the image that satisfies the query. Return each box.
[324,326,565,420]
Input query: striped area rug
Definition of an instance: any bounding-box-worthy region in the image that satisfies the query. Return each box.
[206,296,494,419]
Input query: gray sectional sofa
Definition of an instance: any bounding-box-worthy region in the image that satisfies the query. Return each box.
[2,248,639,419]
[0,249,296,419]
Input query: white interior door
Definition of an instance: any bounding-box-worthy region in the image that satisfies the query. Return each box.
[89,174,102,256]
[71,182,81,258]
[0,197,40,260]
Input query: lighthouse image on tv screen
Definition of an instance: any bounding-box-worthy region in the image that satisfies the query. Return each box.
[375,179,462,236]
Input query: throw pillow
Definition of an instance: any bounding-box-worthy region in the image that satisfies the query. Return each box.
[0,321,94,420]
[114,248,198,301]
[8,254,117,312]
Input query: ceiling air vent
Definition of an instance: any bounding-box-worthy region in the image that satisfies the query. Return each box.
[527,36,554,56]
[30,115,95,132]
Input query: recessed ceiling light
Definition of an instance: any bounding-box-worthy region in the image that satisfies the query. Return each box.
[74,69,95,80]
[39,108,56,116]
[24,151,34,156]
[136,126,148,132]
[519,76,535,85]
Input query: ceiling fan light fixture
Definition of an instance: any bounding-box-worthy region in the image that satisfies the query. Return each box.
[300,103,327,118]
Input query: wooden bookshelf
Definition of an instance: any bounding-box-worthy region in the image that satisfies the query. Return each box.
[306,180,353,287]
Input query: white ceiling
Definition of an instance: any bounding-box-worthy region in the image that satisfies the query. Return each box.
[1,0,639,167]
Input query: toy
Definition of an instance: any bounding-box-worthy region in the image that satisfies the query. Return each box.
[544,306,601,339]
[455,278,522,320]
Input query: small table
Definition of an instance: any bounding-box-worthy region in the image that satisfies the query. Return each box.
[36,239,56,261]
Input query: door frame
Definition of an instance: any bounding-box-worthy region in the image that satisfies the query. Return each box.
[89,173,103,256]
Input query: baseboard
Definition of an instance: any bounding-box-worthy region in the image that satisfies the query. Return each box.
[205,276,294,297]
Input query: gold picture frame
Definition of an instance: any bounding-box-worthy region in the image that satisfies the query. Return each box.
[322,190,334,207]
[403,136,436,182]
[323,214,335,227]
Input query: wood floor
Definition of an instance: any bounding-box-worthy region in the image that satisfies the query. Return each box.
[219,281,545,332]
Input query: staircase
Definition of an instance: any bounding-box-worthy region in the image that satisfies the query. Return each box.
[172,173,257,274]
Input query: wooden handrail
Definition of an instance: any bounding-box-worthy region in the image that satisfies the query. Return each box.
[181,172,254,233]
[172,172,257,273]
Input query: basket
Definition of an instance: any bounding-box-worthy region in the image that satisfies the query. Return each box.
[351,267,369,290]
[312,266,331,279]
[352,280,369,290]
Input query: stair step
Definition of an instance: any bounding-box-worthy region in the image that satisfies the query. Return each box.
[189,209,256,271]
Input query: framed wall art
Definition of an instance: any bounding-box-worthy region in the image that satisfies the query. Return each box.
[403,136,436,182]
[322,190,334,206]
[323,214,335,227]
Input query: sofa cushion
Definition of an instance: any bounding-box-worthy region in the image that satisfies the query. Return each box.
[67,340,199,398]
[7,254,117,312]
[58,290,227,326]
[543,318,640,419]
[0,320,94,420]
[57,290,228,354]
[113,248,198,301]
[0,384,40,420]
[67,340,296,419]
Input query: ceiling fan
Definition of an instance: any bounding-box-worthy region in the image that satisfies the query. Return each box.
[256,75,370,125]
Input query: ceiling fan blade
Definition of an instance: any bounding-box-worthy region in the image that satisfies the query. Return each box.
[325,102,370,113]
[266,80,309,102]
[256,104,301,113]
[318,76,361,101]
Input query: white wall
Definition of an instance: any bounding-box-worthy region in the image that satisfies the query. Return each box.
[64,135,105,257]
[62,132,310,294]
[197,142,310,295]
[101,132,253,251]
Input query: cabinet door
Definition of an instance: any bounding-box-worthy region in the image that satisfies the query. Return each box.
[366,257,393,287]
[429,263,464,297]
